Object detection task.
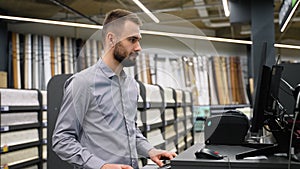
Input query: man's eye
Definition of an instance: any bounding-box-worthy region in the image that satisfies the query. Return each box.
[128,37,138,43]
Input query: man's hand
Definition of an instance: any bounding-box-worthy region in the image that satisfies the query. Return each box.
[148,148,177,167]
[101,164,133,169]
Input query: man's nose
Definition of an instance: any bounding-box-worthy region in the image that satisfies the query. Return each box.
[134,42,142,51]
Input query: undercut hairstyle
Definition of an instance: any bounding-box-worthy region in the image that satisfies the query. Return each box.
[102,9,142,44]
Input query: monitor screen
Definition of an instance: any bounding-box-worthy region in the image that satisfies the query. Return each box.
[267,66,284,112]
[250,65,283,133]
[250,65,271,133]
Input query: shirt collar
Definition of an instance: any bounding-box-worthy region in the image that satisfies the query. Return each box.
[119,70,127,79]
[97,58,127,79]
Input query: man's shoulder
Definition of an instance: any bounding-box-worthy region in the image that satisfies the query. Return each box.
[69,67,95,85]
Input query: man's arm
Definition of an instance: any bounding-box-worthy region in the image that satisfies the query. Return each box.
[135,125,177,167]
[52,76,105,169]
[135,125,155,157]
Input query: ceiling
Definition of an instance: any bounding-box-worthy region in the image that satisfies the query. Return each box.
[0,0,300,45]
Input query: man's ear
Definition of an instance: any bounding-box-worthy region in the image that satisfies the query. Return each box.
[107,33,115,46]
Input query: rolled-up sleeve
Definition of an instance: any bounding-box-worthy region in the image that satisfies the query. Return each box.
[52,76,105,169]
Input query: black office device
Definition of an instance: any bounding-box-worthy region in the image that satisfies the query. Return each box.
[279,63,300,117]
[236,59,300,160]
[250,42,269,134]
[204,110,250,145]
[250,65,283,133]
[236,64,289,159]
[195,148,224,160]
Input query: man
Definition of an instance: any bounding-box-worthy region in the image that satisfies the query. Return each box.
[52,9,176,169]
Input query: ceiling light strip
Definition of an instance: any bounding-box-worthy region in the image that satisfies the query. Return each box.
[280,0,300,32]
[142,30,300,50]
[1,14,300,50]
[0,15,103,29]
[141,30,252,44]
[222,0,230,17]
[132,0,160,23]
[274,43,300,50]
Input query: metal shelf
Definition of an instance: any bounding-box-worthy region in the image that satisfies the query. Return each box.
[1,105,41,112]
[0,89,43,169]
[1,141,40,154]
[2,158,40,169]
[1,123,40,133]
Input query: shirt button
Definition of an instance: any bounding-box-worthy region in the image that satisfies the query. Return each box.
[132,159,136,166]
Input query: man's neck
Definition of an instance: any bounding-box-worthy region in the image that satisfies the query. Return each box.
[102,53,123,76]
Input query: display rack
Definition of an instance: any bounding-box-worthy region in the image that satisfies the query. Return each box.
[162,87,177,153]
[41,90,48,166]
[183,91,194,149]
[137,82,165,150]
[156,87,195,154]
[174,89,186,153]
[0,89,43,169]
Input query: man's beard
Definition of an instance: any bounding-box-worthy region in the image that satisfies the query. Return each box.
[113,42,138,67]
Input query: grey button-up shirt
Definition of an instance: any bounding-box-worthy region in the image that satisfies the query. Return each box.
[52,59,153,169]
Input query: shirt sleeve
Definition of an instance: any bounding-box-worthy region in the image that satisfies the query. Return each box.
[134,81,154,157]
[52,76,105,169]
[135,125,154,158]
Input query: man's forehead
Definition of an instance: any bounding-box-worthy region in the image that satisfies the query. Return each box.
[120,20,141,38]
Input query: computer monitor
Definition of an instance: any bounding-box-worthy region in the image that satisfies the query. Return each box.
[236,64,298,160]
[250,65,283,134]
[250,65,271,133]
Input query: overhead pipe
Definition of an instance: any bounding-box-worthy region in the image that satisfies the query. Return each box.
[49,0,101,25]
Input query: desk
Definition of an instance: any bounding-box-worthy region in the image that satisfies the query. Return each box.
[171,143,300,169]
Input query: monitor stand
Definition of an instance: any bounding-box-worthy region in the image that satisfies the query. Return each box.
[236,117,300,161]
[236,143,280,159]
[236,143,300,161]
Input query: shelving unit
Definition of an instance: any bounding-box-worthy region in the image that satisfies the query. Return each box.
[137,82,165,167]
[0,89,43,169]
[41,90,48,166]
[174,89,186,153]
[161,87,195,154]
[162,87,177,153]
[137,82,194,166]
[183,91,194,149]
[137,82,165,150]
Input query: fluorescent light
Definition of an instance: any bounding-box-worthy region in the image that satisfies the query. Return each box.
[0,15,103,29]
[141,30,252,44]
[274,43,300,50]
[2,14,300,50]
[222,0,230,17]
[132,0,160,23]
[280,0,300,32]
[141,30,300,50]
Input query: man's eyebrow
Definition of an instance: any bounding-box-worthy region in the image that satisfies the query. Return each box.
[129,35,142,40]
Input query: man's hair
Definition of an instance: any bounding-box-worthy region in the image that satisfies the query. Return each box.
[102,9,142,43]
